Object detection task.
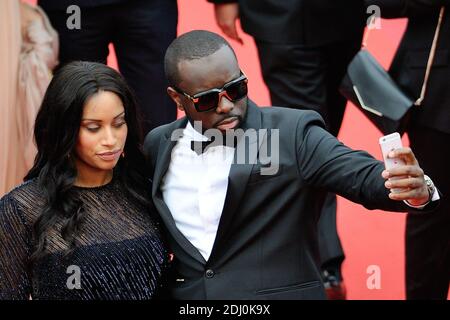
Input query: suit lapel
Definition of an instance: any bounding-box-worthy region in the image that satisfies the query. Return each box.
[152,118,207,265]
[209,101,265,262]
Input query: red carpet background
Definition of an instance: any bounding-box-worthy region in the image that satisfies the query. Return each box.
[26,0,449,300]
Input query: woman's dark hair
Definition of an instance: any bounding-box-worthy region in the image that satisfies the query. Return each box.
[25,61,150,262]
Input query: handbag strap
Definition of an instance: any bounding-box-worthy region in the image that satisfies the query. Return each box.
[415,6,445,106]
[362,7,446,106]
[362,16,376,48]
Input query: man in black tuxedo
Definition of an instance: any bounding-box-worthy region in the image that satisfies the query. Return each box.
[207,0,367,297]
[144,30,439,300]
[367,0,450,300]
[38,0,178,134]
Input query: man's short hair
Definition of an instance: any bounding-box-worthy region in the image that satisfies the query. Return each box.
[164,30,236,87]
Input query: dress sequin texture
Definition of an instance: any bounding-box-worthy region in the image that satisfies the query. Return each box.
[0,178,167,300]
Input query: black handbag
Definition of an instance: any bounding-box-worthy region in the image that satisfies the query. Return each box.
[339,7,445,135]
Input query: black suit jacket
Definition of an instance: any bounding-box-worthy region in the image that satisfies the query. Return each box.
[208,0,366,45]
[143,101,434,299]
[366,0,450,134]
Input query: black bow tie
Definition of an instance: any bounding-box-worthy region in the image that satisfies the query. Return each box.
[190,136,238,155]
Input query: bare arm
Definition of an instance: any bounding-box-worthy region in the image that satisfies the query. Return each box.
[213,2,244,44]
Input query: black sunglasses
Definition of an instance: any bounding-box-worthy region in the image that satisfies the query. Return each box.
[173,71,248,112]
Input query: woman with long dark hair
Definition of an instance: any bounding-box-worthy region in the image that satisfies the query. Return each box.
[0,61,167,300]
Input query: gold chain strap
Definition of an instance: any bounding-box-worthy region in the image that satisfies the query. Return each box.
[415,6,445,106]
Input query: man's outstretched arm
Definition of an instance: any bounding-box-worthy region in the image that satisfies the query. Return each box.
[295,111,438,212]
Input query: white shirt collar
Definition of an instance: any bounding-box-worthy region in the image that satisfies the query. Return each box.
[184,121,209,142]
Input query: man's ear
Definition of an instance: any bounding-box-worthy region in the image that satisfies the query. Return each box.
[167,87,185,112]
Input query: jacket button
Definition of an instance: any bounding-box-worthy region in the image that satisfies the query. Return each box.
[205,269,214,278]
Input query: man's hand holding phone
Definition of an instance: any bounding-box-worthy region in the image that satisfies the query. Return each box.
[379,133,430,207]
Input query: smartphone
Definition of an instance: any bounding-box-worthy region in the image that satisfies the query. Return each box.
[379,132,407,193]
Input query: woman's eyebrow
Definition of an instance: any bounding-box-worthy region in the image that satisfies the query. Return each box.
[82,111,125,122]
[114,112,126,119]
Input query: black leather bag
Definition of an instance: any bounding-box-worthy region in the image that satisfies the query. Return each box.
[339,49,413,135]
[339,7,445,135]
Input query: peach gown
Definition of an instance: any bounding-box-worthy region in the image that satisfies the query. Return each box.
[0,1,58,196]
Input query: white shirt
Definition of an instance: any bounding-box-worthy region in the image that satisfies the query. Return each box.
[161,121,235,261]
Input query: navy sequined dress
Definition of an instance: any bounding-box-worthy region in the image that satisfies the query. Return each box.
[0,178,167,300]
